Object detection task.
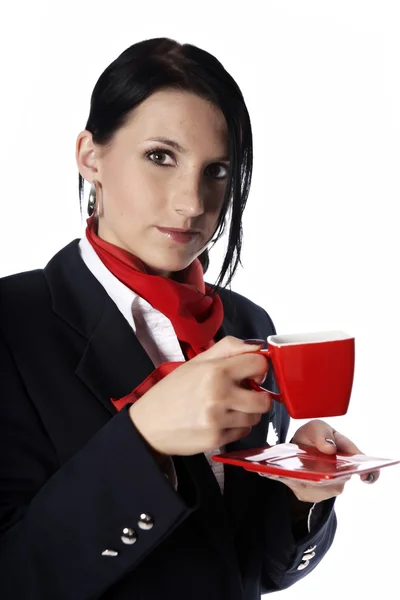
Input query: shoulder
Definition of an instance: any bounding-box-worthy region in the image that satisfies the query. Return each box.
[0,269,50,331]
[0,240,81,320]
[0,268,48,306]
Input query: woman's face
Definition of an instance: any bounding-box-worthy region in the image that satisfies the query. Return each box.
[76,89,230,277]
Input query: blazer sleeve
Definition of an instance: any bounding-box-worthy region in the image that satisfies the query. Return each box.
[259,478,336,593]
[0,331,196,600]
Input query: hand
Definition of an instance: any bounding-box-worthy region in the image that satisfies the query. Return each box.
[129,336,272,456]
[259,419,380,503]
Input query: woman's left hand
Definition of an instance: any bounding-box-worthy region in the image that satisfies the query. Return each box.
[259,419,380,503]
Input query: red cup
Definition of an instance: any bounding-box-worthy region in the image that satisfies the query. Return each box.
[250,331,355,419]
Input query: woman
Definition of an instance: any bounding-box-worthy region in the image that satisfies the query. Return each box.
[0,38,377,600]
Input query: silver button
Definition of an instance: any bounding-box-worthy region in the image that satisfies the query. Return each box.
[138,513,154,530]
[305,545,317,552]
[121,528,137,545]
[303,551,316,560]
[297,559,310,571]
[101,549,119,557]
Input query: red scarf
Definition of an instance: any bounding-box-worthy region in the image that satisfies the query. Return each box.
[85,217,224,410]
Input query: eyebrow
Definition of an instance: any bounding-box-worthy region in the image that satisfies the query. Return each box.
[144,137,230,162]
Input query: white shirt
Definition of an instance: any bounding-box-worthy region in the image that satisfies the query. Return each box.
[78,235,225,493]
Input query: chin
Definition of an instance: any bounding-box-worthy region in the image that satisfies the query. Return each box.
[144,252,195,276]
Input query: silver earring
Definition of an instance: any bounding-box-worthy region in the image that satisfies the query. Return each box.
[87,183,96,217]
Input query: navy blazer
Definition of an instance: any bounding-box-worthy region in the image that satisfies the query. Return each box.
[0,240,336,600]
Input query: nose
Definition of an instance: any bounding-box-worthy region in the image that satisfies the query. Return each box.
[170,173,205,218]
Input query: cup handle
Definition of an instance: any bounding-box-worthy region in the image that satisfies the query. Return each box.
[248,349,282,401]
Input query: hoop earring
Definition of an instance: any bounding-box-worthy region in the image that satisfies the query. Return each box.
[87,183,96,217]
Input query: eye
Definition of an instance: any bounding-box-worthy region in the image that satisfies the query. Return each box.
[205,163,229,180]
[146,149,175,166]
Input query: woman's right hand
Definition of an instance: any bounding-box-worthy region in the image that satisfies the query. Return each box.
[128,336,272,456]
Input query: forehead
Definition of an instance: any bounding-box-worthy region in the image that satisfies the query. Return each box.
[118,89,228,153]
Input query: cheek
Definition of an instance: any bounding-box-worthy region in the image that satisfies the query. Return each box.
[206,188,226,221]
[209,181,227,208]
[102,159,162,216]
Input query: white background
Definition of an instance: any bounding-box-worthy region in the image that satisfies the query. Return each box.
[1,1,399,597]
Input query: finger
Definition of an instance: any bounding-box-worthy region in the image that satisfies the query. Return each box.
[258,473,352,488]
[195,336,264,362]
[227,387,272,414]
[270,477,348,502]
[225,352,269,385]
[221,426,252,446]
[282,475,352,488]
[360,470,380,484]
[333,431,363,455]
[292,420,338,454]
[224,410,262,429]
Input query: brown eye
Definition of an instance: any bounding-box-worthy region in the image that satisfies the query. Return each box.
[146,149,175,167]
[149,151,168,164]
[205,163,228,180]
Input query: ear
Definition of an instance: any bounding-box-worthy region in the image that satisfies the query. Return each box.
[75,130,99,183]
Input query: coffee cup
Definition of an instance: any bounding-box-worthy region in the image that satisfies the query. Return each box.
[249,331,355,419]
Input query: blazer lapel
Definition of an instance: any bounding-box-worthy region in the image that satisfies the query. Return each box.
[75,300,156,415]
[44,240,156,416]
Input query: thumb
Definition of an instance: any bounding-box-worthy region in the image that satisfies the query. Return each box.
[292,420,338,454]
[317,436,338,454]
[194,336,265,362]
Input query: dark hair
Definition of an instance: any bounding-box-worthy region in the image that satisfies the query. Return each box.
[78,37,253,290]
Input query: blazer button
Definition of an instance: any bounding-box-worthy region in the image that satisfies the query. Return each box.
[303,551,316,560]
[101,549,119,557]
[138,513,154,530]
[121,528,137,545]
[297,559,310,571]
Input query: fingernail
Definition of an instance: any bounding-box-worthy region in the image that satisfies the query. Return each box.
[244,338,265,346]
[364,472,376,484]
[325,438,336,446]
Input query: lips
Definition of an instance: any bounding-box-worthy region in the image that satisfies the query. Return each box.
[156,227,200,245]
